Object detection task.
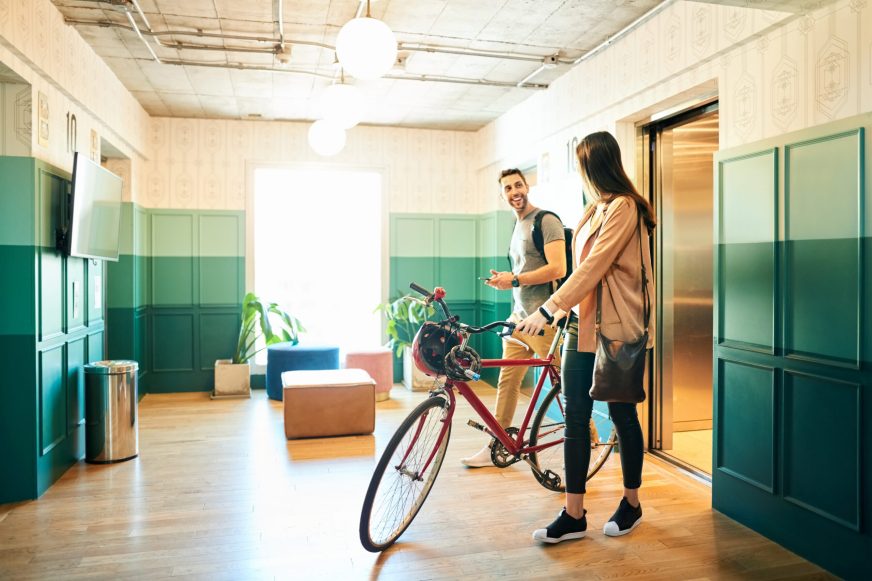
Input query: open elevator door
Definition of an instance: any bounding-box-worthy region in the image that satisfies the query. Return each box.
[641,103,719,476]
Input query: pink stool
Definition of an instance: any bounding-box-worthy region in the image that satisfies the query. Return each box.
[345,348,393,402]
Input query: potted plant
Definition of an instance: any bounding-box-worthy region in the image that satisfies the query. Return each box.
[375,295,436,391]
[213,292,305,399]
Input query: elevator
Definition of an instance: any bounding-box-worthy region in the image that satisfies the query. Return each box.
[641,103,719,475]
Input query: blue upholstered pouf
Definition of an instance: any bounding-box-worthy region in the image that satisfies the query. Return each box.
[266,343,340,401]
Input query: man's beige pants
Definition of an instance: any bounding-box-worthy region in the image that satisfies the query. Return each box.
[494,312,562,428]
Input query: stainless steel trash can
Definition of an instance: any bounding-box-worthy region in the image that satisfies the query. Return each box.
[84,360,139,463]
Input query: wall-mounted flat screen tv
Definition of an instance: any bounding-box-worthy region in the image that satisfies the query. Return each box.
[67,151,123,262]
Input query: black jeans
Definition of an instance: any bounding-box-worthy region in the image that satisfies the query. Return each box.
[562,317,644,494]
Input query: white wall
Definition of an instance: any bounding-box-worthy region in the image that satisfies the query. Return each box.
[474,0,872,214]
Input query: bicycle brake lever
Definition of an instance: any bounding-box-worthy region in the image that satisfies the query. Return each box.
[502,336,527,348]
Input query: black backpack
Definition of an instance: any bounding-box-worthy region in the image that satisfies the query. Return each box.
[509,210,574,289]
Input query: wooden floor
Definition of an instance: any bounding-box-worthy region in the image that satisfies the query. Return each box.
[0,385,832,580]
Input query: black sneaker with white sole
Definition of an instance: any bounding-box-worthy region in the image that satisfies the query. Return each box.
[532,508,587,544]
[603,497,642,537]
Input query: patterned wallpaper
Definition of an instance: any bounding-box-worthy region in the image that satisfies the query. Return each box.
[0,0,149,176]
[475,0,872,213]
[0,81,29,156]
[143,118,476,213]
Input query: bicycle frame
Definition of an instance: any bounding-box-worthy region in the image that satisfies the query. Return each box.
[413,327,565,477]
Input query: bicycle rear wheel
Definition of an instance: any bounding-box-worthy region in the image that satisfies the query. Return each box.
[529,387,618,491]
[588,401,617,480]
[359,395,451,552]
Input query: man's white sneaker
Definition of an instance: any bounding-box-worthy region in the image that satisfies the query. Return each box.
[460,444,494,468]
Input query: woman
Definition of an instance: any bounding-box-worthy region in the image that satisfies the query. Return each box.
[516,131,656,544]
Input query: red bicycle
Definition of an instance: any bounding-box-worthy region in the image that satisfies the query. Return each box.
[359,283,617,552]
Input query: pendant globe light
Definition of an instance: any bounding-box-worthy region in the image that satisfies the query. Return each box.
[322,76,364,129]
[308,119,346,156]
[336,0,397,81]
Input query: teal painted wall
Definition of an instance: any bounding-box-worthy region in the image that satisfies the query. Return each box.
[0,157,103,503]
[389,211,514,384]
[713,115,872,579]
[106,205,245,393]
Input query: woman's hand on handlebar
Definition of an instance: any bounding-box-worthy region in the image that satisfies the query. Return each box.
[516,309,548,336]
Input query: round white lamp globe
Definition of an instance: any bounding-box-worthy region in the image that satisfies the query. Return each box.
[322,83,363,129]
[308,120,346,156]
[336,17,398,81]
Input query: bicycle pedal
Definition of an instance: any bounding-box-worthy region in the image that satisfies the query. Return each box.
[466,419,486,432]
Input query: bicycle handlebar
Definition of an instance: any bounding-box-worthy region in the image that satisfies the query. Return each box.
[408,282,544,336]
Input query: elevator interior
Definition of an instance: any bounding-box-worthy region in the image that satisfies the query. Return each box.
[643,105,719,475]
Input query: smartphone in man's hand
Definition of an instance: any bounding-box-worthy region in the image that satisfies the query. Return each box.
[478,276,491,281]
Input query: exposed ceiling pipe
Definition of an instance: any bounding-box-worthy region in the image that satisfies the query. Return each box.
[516,64,546,88]
[572,0,675,65]
[275,0,285,46]
[156,57,548,89]
[122,6,161,62]
[65,18,569,64]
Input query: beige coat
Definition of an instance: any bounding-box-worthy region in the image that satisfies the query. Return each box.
[543,195,656,353]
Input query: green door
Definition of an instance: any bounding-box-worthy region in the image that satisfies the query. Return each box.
[713,114,871,579]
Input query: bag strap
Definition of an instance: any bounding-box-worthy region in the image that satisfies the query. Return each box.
[596,216,650,334]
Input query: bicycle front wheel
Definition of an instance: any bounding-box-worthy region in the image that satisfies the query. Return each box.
[359,395,451,552]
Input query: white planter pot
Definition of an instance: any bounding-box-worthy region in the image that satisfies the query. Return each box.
[213,359,251,398]
[402,346,432,391]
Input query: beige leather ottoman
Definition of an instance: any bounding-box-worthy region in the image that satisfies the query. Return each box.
[282,368,375,439]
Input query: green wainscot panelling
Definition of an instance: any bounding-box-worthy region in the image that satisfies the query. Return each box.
[152,256,195,306]
[88,330,104,363]
[0,157,36,246]
[437,217,478,257]
[390,256,435,296]
[782,372,860,531]
[199,257,244,305]
[152,312,195,372]
[107,254,135,309]
[39,247,64,341]
[785,238,859,365]
[39,345,65,456]
[106,307,136,362]
[67,338,86,431]
[87,259,104,324]
[143,370,215,393]
[718,242,774,350]
[151,213,194,257]
[435,257,478,301]
[198,214,244,258]
[134,309,148,374]
[785,130,862,243]
[0,334,38,503]
[715,359,774,492]
[0,245,37,334]
[67,258,86,332]
[199,310,241,371]
[391,215,435,257]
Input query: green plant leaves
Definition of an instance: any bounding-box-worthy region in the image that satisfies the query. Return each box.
[232,292,305,364]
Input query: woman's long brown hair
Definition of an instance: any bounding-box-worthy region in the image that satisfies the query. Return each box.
[577,131,656,230]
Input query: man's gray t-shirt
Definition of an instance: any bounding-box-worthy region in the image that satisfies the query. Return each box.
[509,209,565,317]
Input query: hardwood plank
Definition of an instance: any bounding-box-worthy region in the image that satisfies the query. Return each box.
[0,385,833,579]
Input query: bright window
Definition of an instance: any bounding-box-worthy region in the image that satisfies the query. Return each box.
[253,167,383,360]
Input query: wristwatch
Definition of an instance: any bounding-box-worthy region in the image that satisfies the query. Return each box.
[538,305,555,324]
[511,274,520,288]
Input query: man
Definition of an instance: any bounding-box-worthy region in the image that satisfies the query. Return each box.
[461,168,566,467]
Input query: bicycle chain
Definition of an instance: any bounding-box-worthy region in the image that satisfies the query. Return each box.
[490,427,522,468]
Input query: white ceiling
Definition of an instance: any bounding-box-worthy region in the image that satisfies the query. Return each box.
[48,0,816,131]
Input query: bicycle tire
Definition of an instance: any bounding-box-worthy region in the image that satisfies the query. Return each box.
[529,385,566,492]
[529,386,618,491]
[359,395,451,552]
